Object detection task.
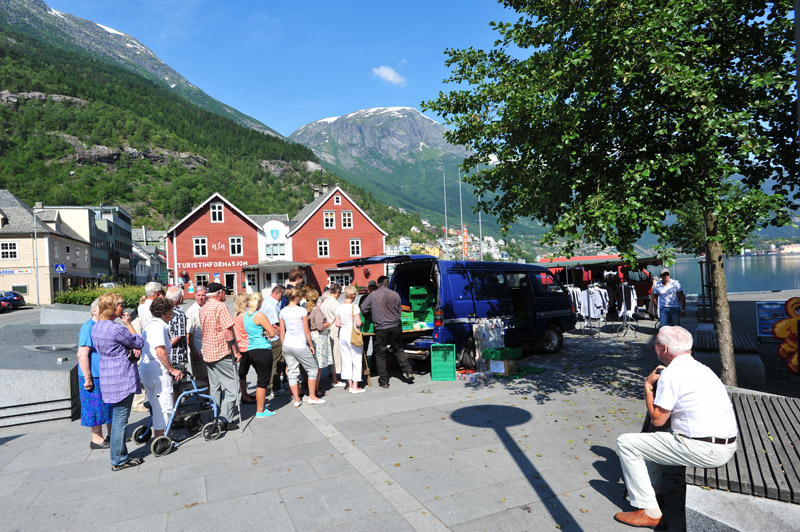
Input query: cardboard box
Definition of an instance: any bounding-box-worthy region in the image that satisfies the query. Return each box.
[489,359,517,376]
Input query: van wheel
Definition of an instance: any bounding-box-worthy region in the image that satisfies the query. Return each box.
[458,337,477,370]
[540,325,563,353]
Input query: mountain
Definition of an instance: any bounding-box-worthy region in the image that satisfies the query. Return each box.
[0,0,280,137]
[290,107,553,252]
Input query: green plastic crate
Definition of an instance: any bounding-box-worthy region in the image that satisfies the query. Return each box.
[482,347,523,360]
[360,313,374,334]
[413,308,434,323]
[410,285,435,297]
[431,344,456,381]
[410,295,435,310]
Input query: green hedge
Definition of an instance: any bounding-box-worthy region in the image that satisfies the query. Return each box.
[53,285,146,308]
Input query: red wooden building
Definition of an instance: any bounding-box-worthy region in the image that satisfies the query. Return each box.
[288,185,387,291]
[166,193,262,298]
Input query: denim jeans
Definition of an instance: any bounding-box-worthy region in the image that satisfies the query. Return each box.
[659,307,681,327]
[110,393,134,466]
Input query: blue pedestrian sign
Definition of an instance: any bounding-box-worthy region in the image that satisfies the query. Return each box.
[54,264,66,273]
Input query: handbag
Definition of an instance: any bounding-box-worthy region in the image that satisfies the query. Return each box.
[350,304,364,347]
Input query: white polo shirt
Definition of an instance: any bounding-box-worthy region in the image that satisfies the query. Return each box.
[655,354,737,439]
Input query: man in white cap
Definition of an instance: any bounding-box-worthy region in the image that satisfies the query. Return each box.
[650,268,685,327]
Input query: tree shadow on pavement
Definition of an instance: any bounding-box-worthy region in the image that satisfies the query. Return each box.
[460,330,660,405]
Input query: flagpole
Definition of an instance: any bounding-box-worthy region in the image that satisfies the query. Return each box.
[442,167,448,256]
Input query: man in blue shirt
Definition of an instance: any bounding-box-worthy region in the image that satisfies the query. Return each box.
[260,285,287,396]
[651,269,686,327]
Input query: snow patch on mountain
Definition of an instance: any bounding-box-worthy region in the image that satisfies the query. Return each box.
[96,23,125,36]
[48,8,66,20]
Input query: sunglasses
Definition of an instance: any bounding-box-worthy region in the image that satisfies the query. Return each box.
[661,273,670,277]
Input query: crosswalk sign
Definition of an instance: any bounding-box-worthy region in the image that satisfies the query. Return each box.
[54,264,66,273]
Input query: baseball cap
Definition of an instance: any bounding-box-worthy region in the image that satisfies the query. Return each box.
[368,280,378,288]
[660,268,670,276]
[206,282,225,294]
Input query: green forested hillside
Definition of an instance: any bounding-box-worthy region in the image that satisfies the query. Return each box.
[0,28,428,237]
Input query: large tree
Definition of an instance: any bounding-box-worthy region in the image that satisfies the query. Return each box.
[424,0,798,385]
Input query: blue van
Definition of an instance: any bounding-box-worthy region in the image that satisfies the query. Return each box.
[339,255,577,365]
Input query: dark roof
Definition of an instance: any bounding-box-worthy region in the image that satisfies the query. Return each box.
[248,214,290,226]
[0,191,89,243]
[290,194,328,223]
[132,228,166,242]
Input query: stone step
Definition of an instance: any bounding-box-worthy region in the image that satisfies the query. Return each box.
[0,399,73,429]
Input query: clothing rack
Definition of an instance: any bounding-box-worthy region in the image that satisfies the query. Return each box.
[616,283,638,338]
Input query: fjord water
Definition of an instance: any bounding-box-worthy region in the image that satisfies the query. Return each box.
[647,254,800,296]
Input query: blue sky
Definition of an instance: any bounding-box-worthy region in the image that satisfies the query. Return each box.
[47,1,515,137]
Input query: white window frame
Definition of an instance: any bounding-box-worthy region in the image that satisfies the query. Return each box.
[0,241,18,260]
[193,237,208,257]
[334,195,342,205]
[229,236,243,256]
[195,273,209,286]
[323,211,335,229]
[342,210,353,229]
[210,202,224,223]
[349,238,361,257]
[317,239,330,258]
[329,273,351,286]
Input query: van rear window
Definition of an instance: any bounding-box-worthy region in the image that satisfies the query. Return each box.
[471,272,511,301]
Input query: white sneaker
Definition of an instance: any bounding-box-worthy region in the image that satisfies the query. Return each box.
[293,400,302,407]
[332,382,346,388]
[349,388,366,394]
[307,398,327,405]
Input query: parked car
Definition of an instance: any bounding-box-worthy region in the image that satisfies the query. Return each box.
[99,282,116,289]
[0,291,25,309]
[0,300,9,312]
[338,255,577,366]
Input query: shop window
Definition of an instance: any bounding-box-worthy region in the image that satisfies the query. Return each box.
[194,237,208,257]
[210,203,224,223]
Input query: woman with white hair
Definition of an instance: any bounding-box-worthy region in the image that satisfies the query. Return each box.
[77,298,113,449]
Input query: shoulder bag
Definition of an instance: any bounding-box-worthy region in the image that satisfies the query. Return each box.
[350,304,364,347]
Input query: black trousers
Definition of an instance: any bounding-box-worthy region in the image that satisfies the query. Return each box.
[373,325,412,384]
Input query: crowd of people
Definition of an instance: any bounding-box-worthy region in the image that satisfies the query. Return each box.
[76,268,415,472]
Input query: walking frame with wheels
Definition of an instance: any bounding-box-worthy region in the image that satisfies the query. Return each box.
[131,370,227,457]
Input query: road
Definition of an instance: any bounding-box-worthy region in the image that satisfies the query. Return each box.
[0,306,41,327]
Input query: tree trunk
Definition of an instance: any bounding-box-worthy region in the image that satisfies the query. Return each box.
[705,213,737,386]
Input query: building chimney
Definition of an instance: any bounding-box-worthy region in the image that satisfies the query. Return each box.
[34,202,43,209]
[142,225,147,245]
[321,183,329,194]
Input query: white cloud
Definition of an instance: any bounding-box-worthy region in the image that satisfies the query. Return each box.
[371,65,407,87]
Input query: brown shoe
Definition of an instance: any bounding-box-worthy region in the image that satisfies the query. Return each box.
[614,510,667,530]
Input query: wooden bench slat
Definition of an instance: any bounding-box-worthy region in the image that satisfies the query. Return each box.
[769,397,800,503]
[744,395,783,499]
[733,393,757,495]
[748,395,793,501]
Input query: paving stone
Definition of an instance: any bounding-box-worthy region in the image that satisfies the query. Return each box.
[233,425,326,454]
[452,442,564,482]
[76,512,168,532]
[1,498,79,532]
[75,477,207,526]
[360,432,455,467]
[204,458,318,502]
[306,451,353,480]
[0,469,30,496]
[317,511,416,532]
[385,454,497,503]
[166,491,294,532]
[279,473,392,530]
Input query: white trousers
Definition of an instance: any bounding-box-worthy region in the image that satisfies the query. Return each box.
[616,431,736,510]
[339,332,363,382]
[140,369,174,431]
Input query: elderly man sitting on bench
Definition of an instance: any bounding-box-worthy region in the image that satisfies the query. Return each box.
[615,326,738,530]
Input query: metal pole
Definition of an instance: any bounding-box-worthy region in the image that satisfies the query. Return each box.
[478,194,484,261]
[458,169,465,259]
[33,209,40,306]
[442,168,448,257]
